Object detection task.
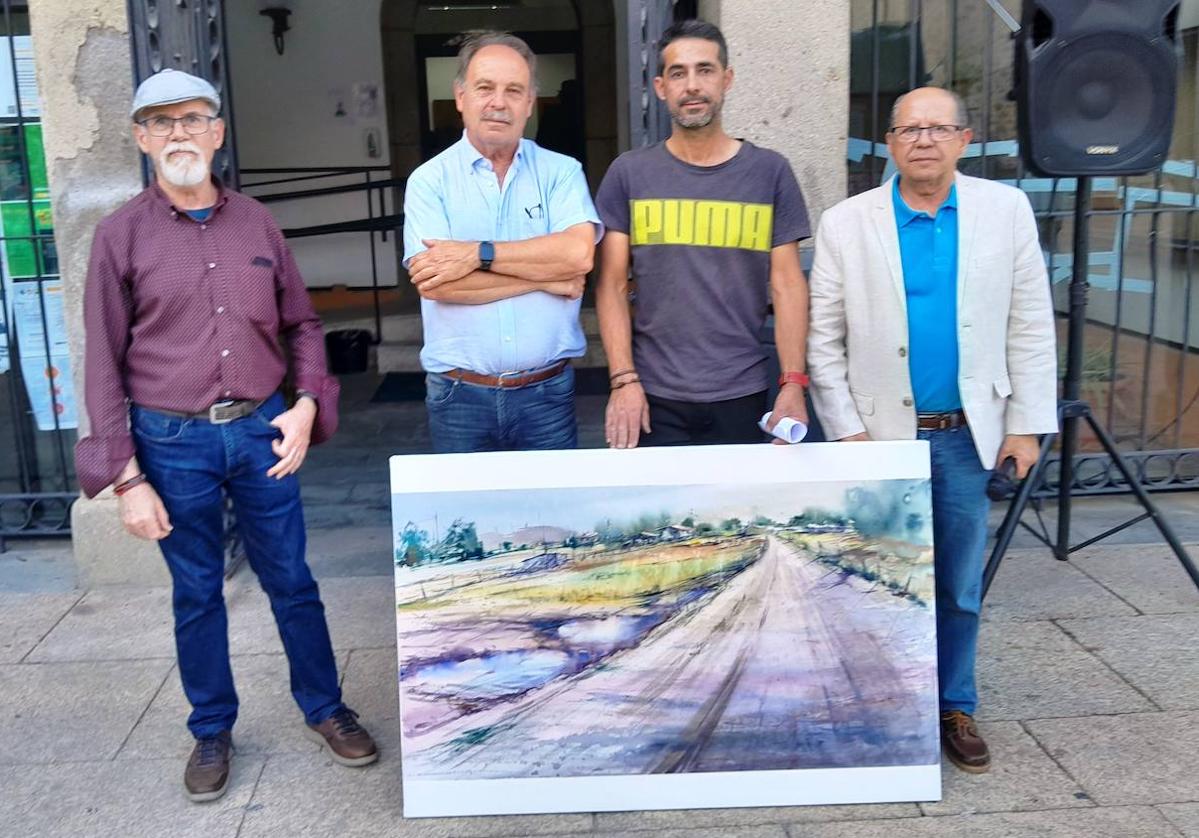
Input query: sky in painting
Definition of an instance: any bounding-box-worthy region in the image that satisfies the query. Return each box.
[393,479,930,539]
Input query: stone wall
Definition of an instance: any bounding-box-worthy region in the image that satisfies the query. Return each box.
[705,0,851,229]
[27,0,168,585]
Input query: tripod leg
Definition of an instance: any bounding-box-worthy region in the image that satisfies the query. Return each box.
[1055,411,1080,561]
[982,432,1058,599]
[1085,414,1199,590]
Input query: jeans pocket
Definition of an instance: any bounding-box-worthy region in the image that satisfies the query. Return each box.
[536,367,575,401]
[425,374,459,408]
[131,408,190,442]
[247,393,286,433]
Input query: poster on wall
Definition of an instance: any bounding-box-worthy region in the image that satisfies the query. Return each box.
[390,443,940,818]
[0,119,76,429]
[0,296,7,373]
[13,281,76,431]
[0,35,40,118]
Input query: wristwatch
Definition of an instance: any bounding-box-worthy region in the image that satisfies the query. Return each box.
[478,240,495,271]
[778,371,810,388]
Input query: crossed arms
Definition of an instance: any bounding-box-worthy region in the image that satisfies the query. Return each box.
[407,223,597,304]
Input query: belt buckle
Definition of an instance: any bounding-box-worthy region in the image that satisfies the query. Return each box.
[496,370,523,389]
[208,400,238,424]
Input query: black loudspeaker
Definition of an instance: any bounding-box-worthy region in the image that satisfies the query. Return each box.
[1016,0,1181,177]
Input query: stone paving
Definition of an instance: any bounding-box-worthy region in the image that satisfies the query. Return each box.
[3,370,1199,836]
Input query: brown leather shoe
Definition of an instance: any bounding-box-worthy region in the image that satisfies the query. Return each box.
[941,710,991,773]
[304,708,379,767]
[184,731,233,802]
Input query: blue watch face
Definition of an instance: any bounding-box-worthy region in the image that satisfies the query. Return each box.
[480,241,495,264]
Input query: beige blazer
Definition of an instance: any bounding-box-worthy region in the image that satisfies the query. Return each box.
[807,172,1059,468]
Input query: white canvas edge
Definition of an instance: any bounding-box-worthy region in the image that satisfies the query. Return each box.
[401,764,942,817]
[389,440,930,494]
[391,440,939,817]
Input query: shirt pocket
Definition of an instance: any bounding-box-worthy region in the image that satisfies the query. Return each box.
[242,260,280,328]
[511,188,552,241]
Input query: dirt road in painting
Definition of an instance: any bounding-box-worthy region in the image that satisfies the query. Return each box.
[402,535,938,779]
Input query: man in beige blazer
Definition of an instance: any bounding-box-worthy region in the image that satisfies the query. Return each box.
[808,87,1058,773]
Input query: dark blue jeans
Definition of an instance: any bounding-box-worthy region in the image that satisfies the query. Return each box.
[425,364,577,453]
[132,392,343,739]
[921,425,993,716]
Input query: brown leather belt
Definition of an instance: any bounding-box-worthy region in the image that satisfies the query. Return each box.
[916,409,967,431]
[146,398,263,424]
[443,360,568,389]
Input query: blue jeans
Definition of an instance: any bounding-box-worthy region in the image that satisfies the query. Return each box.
[425,365,577,453]
[132,392,343,739]
[920,425,992,715]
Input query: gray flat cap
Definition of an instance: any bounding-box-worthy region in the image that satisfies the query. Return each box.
[130,69,220,119]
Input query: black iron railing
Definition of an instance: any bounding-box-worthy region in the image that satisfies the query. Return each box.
[242,166,403,344]
[0,0,76,545]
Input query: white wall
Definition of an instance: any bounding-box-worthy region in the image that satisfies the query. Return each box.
[227,0,399,289]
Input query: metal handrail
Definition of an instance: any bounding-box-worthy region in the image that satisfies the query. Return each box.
[254,177,407,204]
[242,166,402,344]
[281,213,404,238]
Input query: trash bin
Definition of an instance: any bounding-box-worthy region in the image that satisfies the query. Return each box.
[325,328,371,374]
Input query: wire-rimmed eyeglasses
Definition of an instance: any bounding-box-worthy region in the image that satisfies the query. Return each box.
[136,114,218,137]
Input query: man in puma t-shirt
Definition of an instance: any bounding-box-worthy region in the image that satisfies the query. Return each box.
[595,19,811,448]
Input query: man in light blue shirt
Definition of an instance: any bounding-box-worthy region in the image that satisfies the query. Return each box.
[403,31,602,452]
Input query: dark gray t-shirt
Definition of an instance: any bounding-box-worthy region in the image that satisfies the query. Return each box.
[595,141,810,402]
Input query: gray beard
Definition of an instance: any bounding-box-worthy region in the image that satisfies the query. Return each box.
[158,149,209,188]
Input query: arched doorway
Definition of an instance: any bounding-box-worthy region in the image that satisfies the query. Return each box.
[380,0,618,190]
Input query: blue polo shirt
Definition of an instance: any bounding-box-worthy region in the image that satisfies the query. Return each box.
[893,177,961,412]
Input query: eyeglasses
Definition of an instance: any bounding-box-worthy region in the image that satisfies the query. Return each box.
[889,124,964,143]
[137,114,217,137]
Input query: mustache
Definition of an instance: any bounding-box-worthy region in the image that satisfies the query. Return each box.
[161,141,202,159]
[481,110,512,124]
[678,96,711,106]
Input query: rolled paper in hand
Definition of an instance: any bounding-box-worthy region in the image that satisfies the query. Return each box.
[758,412,808,444]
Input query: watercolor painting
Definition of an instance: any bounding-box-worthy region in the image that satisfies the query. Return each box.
[390,443,941,816]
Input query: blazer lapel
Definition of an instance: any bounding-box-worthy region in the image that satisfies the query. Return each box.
[955,171,981,317]
[872,176,907,315]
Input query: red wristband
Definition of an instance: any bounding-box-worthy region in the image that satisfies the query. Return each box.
[778,371,810,388]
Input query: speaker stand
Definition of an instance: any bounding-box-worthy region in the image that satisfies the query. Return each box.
[981,176,1199,598]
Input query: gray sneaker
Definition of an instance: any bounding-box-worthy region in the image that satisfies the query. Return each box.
[184,731,233,802]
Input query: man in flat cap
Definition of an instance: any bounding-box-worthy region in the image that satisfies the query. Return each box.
[75,69,377,803]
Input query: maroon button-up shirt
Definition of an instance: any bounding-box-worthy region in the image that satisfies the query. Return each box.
[75,181,339,498]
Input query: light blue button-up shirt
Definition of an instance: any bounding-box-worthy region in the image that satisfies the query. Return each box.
[403,134,602,374]
[893,176,962,413]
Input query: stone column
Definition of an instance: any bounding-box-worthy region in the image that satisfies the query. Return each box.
[27,0,168,585]
[701,0,851,227]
